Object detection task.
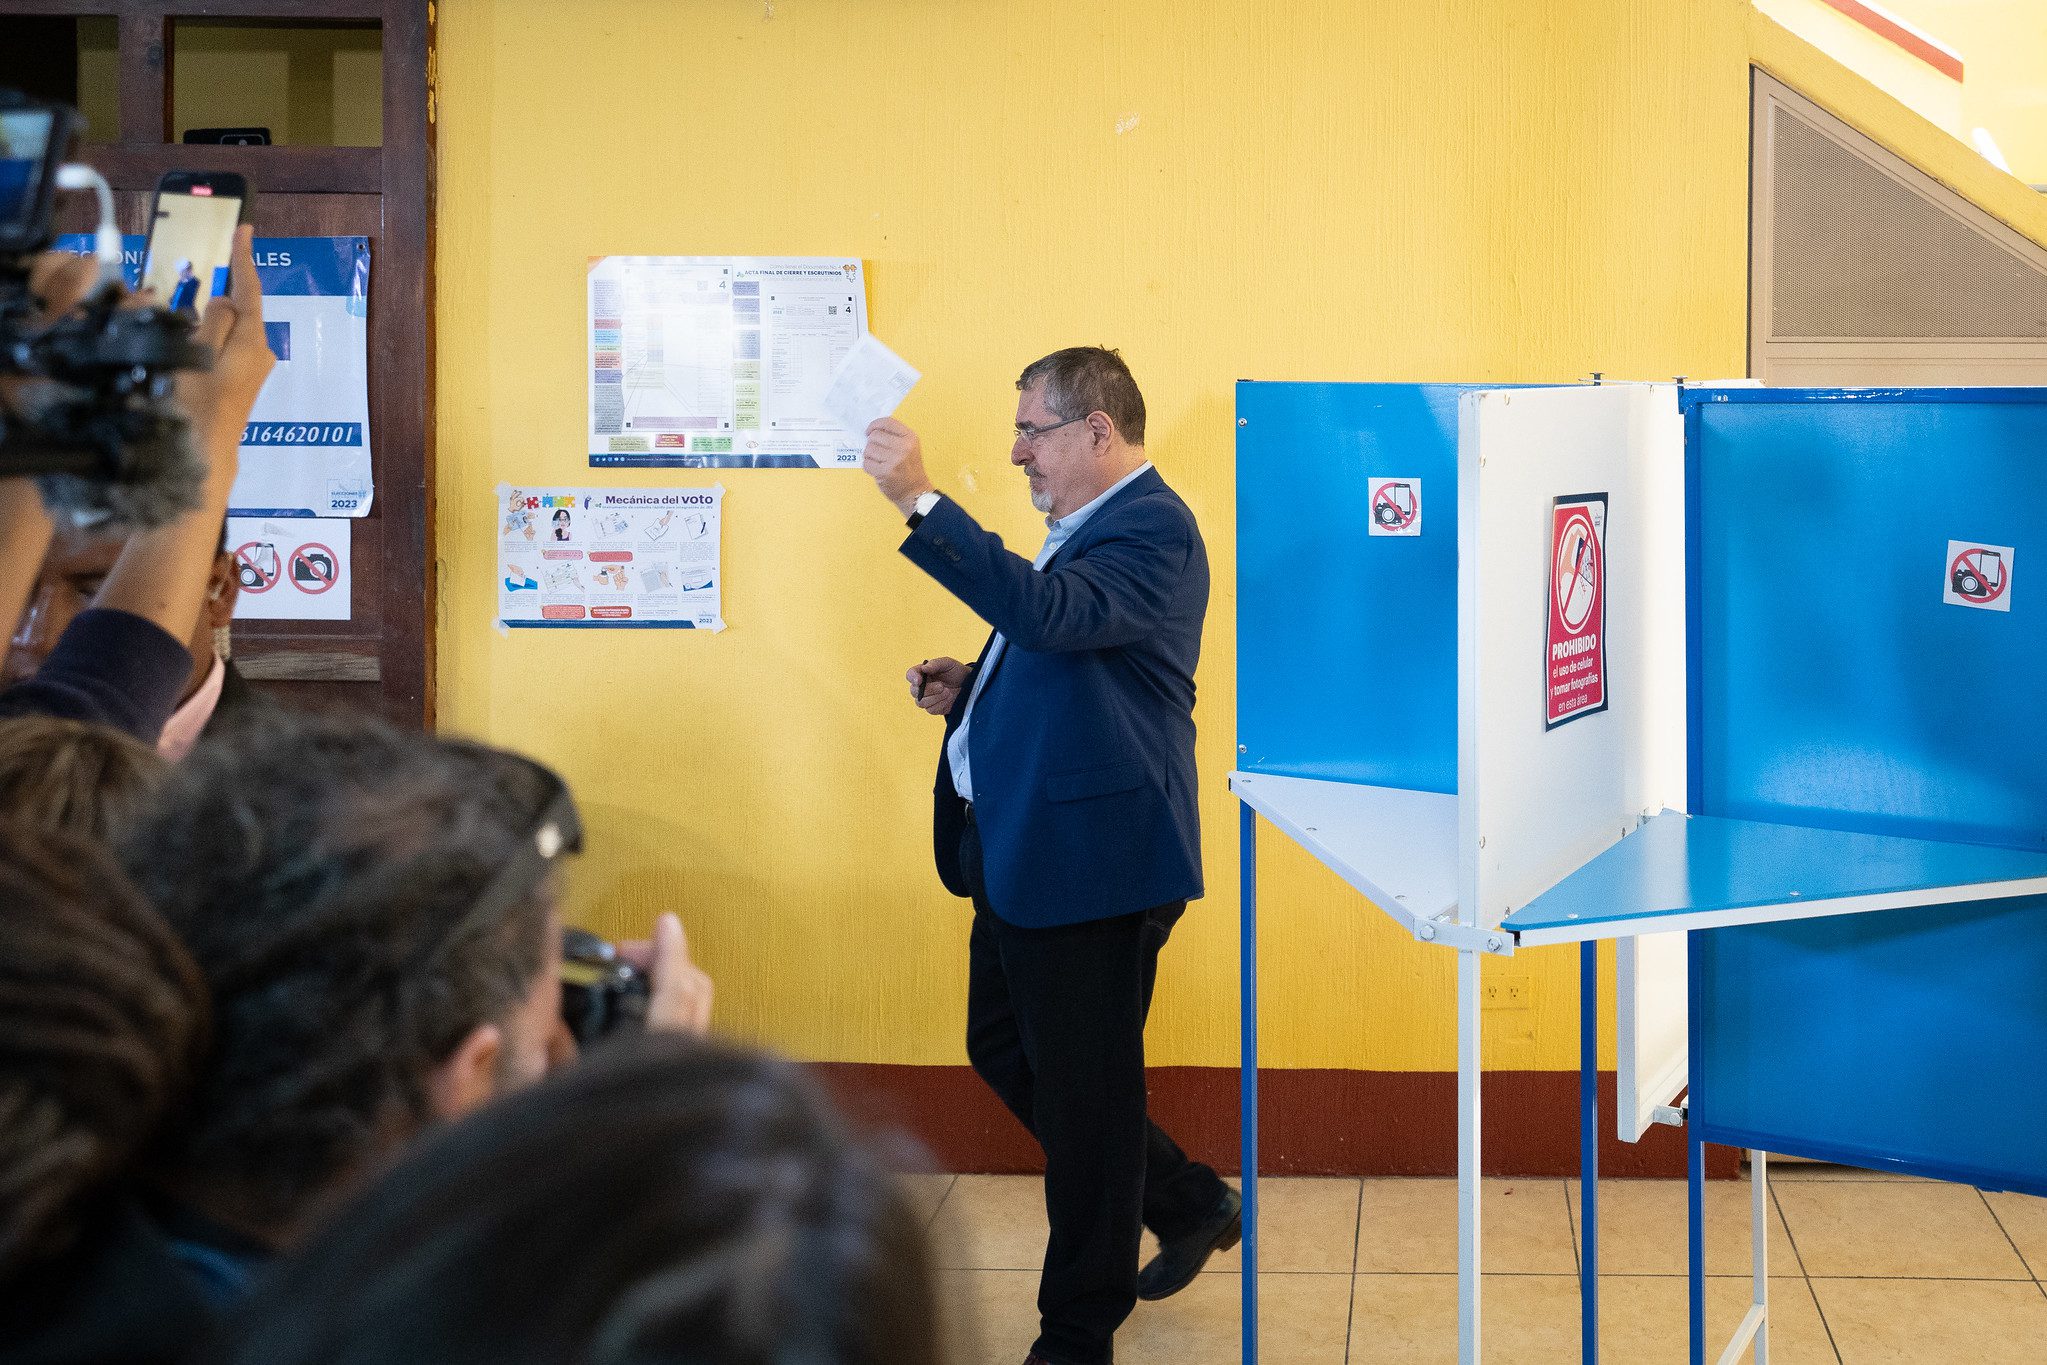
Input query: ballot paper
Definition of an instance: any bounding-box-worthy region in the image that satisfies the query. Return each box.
[822,334,921,444]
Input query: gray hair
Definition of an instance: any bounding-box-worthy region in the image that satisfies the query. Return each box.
[1017,347,1146,445]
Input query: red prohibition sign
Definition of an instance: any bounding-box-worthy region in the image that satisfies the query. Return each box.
[289,543,339,595]
[233,541,280,594]
[1950,546,2009,603]
[1371,480,1418,530]
[1553,510,1600,633]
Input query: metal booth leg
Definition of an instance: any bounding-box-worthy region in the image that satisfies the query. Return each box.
[1746,1149,1770,1364]
[1240,805,1259,1365]
[1688,1127,1707,1364]
[1457,947,1483,1364]
[1688,928,1707,1365]
[1580,939,1599,1361]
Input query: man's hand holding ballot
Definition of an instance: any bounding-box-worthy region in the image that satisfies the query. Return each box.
[860,416,934,516]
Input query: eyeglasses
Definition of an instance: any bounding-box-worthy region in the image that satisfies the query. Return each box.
[1013,414,1090,444]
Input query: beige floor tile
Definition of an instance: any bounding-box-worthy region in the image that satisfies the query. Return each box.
[946,1269,1350,1365]
[1776,1181,2031,1279]
[1150,1177,1358,1274]
[934,1175,1046,1271]
[945,1269,1037,1363]
[1348,1274,1580,1363]
[1766,1159,1932,1183]
[1125,1272,1351,1365]
[900,1172,957,1226]
[939,1175,1358,1275]
[1566,1177,1797,1276]
[1355,1178,1577,1275]
[1983,1190,2047,1279]
[1598,1276,1837,1364]
[1349,1274,1835,1364]
[1811,1278,2047,1364]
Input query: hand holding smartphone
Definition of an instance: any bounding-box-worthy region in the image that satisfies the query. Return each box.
[142,171,250,317]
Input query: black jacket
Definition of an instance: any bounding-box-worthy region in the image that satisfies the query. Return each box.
[0,1198,215,1365]
[0,610,191,744]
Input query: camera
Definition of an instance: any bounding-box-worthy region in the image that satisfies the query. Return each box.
[1,88,213,530]
[560,926,651,1045]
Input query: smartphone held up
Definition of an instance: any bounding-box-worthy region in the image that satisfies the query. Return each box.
[142,171,250,317]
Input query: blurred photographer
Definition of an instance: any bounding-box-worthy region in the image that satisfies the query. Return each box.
[216,1035,948,1365]
[0,821,215,1365]
[0,225,273,743]
[118,711,711,1303]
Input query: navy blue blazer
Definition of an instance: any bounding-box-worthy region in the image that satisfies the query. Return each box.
[900,466,1209,928]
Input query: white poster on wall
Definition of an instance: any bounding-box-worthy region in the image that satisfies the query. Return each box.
[587,255,871,469]
[58,234,374,518]
[498,484,724,631]
[226,516,351,621]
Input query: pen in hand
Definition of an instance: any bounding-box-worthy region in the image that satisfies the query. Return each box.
[913,659,927,702]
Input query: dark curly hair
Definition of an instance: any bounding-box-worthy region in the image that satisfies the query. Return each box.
[0,822,209,1281]
[120,710,562,1235]
[219,1034,949,1365]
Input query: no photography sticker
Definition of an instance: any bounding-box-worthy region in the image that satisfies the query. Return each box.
[1945,540,2014,612]
[1368,478,1422,537]
[233,541,281,594]
[1546,493,1609,729]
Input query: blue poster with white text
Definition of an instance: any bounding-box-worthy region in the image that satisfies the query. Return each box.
[58,234,374,518]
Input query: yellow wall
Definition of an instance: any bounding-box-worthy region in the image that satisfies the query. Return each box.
[1883,0,2047,184]
[1754,0,1964,136]
[436,0,1757,1071]
[1756,0,2047,185]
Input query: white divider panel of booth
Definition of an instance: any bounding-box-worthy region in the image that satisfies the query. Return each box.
[1457,384,1691,1137]
[1617,932,1687,1140]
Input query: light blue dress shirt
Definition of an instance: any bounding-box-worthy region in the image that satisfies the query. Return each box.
[946,462,1154,803]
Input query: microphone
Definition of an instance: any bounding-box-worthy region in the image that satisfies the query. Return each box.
[3,375,207,532]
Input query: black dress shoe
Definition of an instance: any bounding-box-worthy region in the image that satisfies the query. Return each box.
[1135,1185,1243,1301]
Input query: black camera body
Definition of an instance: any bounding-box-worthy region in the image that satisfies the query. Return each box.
[560,926,651,1046]
[1,88,212,526]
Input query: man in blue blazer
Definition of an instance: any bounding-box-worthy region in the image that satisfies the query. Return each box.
[862,348,1238,1365]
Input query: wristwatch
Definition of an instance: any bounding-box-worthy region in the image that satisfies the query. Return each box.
[906,490,942,529]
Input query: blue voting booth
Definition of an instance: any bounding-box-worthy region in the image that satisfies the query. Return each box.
[1684,387,2047,1200]
[1234,382,2047,1365]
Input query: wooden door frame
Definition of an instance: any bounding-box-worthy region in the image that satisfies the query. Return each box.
[0,0,435,724]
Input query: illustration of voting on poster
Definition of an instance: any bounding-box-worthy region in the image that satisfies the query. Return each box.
[498,484,724,631]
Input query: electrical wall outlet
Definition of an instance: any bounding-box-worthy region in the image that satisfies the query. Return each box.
[1481,974,1533,1009]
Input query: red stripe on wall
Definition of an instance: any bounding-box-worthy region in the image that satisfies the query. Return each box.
[1815,0,1966,82]
[815,1064,1739,1180]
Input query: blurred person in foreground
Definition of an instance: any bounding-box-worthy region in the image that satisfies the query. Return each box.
[118,710,713,1304]
[217,1034,949,1365]
[0,713,166,841]
[0,822,214,1365]
[0,230,274,744]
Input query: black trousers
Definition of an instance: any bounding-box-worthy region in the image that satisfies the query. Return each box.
[961,813,1226,1365]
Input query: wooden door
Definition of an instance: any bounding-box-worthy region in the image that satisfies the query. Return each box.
[2,1,435,725]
